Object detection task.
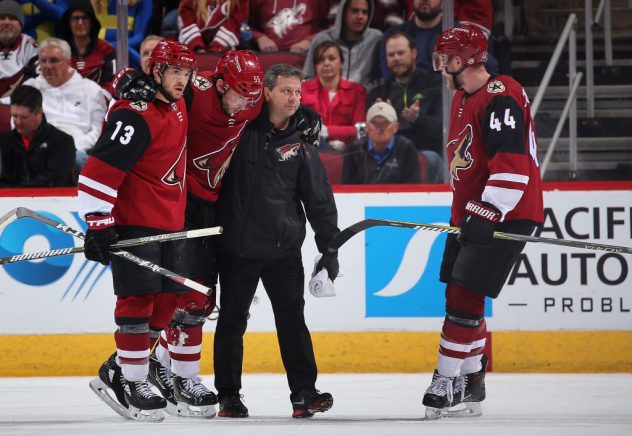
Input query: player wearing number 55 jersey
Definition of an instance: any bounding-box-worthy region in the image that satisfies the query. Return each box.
[421,25,543,420]
[78,40,201,422]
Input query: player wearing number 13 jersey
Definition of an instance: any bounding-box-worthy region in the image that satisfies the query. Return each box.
[421,25,543,420]
[78,40,202,421]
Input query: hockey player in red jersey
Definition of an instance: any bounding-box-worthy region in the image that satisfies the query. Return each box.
[147,51,265,419]
[422,25,543,419]
[79,40,202,422]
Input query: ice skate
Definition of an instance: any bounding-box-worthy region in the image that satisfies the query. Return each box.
[147,353,178,416]
[89,353,130,420]
[422,371,454,420]
[217,392,249,418]
[172,376,218,418]
[448,355,488,418]
[123,378,167,422]
[290,388,333,418]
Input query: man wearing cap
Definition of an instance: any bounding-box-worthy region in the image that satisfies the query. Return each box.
[0,0,38,97]
[342,101,421,184]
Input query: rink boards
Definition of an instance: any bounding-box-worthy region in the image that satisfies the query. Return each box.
[0,182,631,375]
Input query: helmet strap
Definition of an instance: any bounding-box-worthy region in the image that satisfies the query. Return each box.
[447,63,467,90]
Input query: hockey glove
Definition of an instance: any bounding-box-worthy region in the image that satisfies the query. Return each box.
[296,105,323,148]
[113,68,157,102]
[315,252,339,282]
[84,213,118,265]
[458,200,501,247]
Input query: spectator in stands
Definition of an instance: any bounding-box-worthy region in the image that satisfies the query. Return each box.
[369,32,443,157]
[0,85,75,187]
[328,0,405,32]
[58,0,117,89]
[139,34,163,74]
[20,38,109,170]
[380,0,443,77]
[249,0,331,54]
[0,0,38,97]
[178,0,247,53]
[304,0,382,88]
[342,101,420,184]
[92,0,153,68]
[301,41,366,150]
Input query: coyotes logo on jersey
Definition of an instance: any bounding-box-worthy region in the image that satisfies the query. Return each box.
[448,124,474,189]
[277,143,300,161]
[267,3,306,38]
[161,141,187,192]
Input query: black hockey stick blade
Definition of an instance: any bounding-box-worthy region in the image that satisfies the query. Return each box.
[329,218,632,255]
[8,207,213,294]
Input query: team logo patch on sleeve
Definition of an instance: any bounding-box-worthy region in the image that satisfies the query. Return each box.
[129,101,148,111]
[448,124,474,189]
[487,80,505,94]
[277,143,300,161]
[193,76,212,91]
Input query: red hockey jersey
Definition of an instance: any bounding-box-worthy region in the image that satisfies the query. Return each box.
[185,71,262,202]
[178,0,248,52]
[447,75,543,225]
[78,97,188,231]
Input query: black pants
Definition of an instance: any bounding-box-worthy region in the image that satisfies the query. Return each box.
[214,251,317,396]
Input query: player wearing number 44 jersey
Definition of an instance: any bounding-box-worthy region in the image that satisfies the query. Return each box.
[421,25,543,420]
[79,40,201,422]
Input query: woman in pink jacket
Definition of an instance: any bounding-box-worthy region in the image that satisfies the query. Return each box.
[301,40,366,149]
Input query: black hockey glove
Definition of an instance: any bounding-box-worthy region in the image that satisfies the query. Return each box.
[296,105,322,148]
[84,213,118,265]
[113,67,157,102]
[458,200,501,247]
[315,252,339,282]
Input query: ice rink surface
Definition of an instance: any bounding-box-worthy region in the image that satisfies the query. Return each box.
[1,373,631,436]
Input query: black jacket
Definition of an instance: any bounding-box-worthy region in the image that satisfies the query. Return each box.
[0,118,76,187]
[368,68,443,155]
[342,135,421,184]
[216,104,339,259]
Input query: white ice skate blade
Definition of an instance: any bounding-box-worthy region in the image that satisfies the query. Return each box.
[446,402,482,418]
[127,405,165,423]
[89,377,165,423]
[424,406,448,420]
[164,401,216,419]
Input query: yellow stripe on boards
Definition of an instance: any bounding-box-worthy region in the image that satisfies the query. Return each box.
[1,331,630,377]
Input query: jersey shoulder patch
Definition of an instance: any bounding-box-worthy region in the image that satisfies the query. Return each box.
[193,76,212,91]
[129,100,148,112]
[487,80,506,94]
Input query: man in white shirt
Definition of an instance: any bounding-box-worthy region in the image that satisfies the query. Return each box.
[22,38,110,170]
[0,0,39,97]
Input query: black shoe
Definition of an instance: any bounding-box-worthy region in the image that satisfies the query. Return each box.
[147,354,175,404]
[173,376,218,407]
[217,392,249,418]
[290,388,333,418]
[124,378,167,410]
[452,355,488,407]
[98,352,127,408]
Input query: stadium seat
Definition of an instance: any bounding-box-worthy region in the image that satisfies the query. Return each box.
[0,105,11,133]
[319,151,343,185]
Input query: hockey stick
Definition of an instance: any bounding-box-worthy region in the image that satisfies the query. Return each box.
[329,218,632,255]
[6,207,212,294]
[0,226,222,265]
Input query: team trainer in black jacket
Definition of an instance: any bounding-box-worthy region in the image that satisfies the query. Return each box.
[214,64,340,419]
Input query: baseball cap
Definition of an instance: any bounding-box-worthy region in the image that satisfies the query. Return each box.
[366,102,397,123]
[0,0,24,29]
